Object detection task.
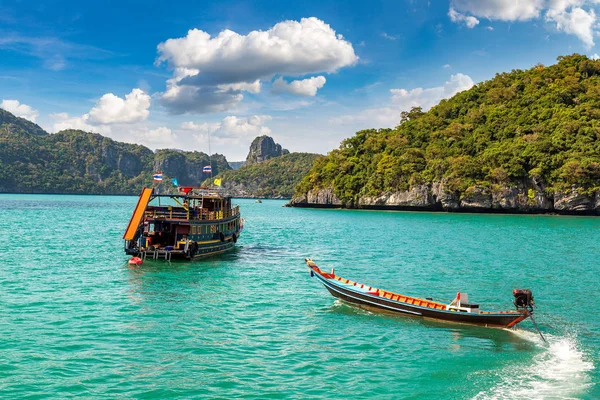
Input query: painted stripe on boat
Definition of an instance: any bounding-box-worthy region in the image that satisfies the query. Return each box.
[317,273,519,318]
[319,278,423,316]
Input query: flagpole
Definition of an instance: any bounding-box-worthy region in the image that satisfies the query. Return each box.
[208,131,213,184]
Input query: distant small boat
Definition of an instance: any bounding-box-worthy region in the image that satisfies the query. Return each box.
[255,199,262,203]
[305,259,534,328]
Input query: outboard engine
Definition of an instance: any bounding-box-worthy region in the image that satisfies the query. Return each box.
[513,289,534,311]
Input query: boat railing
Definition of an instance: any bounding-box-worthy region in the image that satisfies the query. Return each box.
[145,205,240,221]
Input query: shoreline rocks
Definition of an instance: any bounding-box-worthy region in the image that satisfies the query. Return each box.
[287,182,600,215]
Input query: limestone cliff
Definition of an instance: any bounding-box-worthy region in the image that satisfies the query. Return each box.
[153,149,230,186]
[288,181,600,215]
[245,136,289,165]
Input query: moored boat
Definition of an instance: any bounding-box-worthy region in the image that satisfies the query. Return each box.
[305,259,534,328]
[123,187,243,260]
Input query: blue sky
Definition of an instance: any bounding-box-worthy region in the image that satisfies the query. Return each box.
[1,0,599,160]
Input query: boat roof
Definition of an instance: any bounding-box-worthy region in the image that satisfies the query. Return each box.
[151,187,231,200]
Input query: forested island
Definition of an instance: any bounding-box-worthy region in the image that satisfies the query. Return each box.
[0,110,230,194]
[4,54,600,212]
[207,152,321,198]
[290,55,600,214]
[0,112,316,197]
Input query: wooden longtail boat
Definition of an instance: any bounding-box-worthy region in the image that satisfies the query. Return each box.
[305,259,535,328]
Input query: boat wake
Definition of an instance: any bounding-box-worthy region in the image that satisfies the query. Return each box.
[473,329,594,399]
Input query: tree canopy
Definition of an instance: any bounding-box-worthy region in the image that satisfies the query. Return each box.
[296,54,600,203]
[208,152,321,198]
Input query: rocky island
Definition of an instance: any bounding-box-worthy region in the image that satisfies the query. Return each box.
[206,136,320,198]
[289,55,600,215]
[0,108,229,194]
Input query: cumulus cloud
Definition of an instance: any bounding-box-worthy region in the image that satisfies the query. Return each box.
[51,112,103,134]
[448,8,480,28]
[156,17,357,114]
[449,0,600,47]
[181,115,272,147]
[135,126,178,148]
[218,80,261,94]
[546,2,596,48]
[390,73,474,111]
[51,110,177,149]
[450,0,544,21]
[161,79,244,114]
[0,99,39,122]
[88,88,151,124]
[330,73,474,128]
[51,88,151,133]
[271,76,326,96]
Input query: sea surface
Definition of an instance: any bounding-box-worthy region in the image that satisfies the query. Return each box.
[0,194,598,399]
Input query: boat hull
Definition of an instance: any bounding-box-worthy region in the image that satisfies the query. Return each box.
[132,236,239,261]
[314,268,527,328]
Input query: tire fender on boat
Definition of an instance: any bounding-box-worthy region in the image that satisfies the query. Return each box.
[232,233,237,243]
[219,232,225,242]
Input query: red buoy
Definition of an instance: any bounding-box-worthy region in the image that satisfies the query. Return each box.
[128,257,143,266]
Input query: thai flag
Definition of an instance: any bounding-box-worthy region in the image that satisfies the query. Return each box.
[153,173,163,181]
[203,165,212,173]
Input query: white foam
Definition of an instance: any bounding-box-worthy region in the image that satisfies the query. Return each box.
[473,330,594,400]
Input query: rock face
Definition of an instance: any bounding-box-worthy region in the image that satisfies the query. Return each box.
[154,150,230,186]
[288,187,343,207]
[245,136,289,165]
[288,181,600,215]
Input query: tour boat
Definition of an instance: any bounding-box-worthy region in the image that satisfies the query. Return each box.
[123,187,243,260]
[305,259,535,328]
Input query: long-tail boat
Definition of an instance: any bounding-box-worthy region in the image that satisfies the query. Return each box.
[305,259,535,328]
[123,187,243,260]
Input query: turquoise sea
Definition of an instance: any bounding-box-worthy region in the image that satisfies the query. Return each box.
[0,194,598,399]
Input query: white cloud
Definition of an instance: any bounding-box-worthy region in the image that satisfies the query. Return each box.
[330,73,474,129]
[51,111,177,149]
[182,115,272,150]
[592,53,600,60]
[448,8,480,28]
[161,70,244,114]
[88,88,151,124]
[391,73,474,110]
[381,32,397,40]
[443,64,451,68]
[450,0,544,21]
[546,4,596,48]
[0,99,39,122]
[271,76,326,96]
[218,80,261,94]
[156,17,357,114]
[51,88,150,133]
[49,112,68,119]
[51,112,109,134]
[135,126,178,148]
[449,0,600,47]
[181,121,220,132]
